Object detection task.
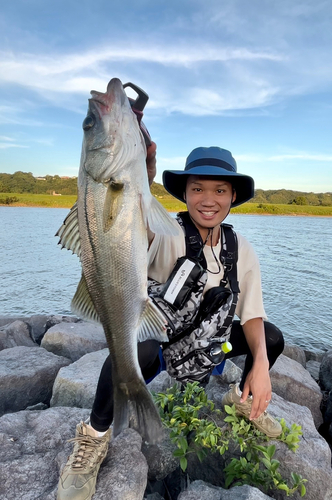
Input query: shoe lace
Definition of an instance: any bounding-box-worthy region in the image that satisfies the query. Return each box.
[68,434,106,470]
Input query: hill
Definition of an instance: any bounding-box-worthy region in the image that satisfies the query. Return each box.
[0,171,331,206]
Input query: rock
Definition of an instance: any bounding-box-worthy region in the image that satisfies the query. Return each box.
[306,359,321,382]
[0,346,71,416]
[269,354,323,427]
[0,316,29,328]
[177,480,273,499]
[41,321,107,361]
[304,349,325,362]
[143,428,178,481]
[147,370,179,395]
[0,320,36,350]
[24,314,55,344]
[283,344,306,367]
[270,394,332,500]
[0,407,90,500]
[50,349,109,408]
[319,350,332,392]
[93,428,148,500]
[0,407,149,500]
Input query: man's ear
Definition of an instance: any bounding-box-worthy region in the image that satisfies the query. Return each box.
[183,192,186,201]
[232,189,236,204]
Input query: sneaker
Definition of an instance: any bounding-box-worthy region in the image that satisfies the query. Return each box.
[57,421,111,500]
[222,383,282,438]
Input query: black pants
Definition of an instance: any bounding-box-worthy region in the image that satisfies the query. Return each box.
[90,320,284,432]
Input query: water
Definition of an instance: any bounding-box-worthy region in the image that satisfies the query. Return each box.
[0,207,331,353]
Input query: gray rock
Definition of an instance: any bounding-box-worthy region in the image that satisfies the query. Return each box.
[50,349,109,408]
[143,429,178,481]
[147,370,179,396]
[218,358,242,384]
[0,320,36,350]
[320,350,332,392]
[0,346,71,416]
[0,406,91,500]
[25,314,55,344]
[92,428,148,500]
[270,394,332,500]
[178,480,273,499]
[41,321,107,361]
[283,344,306,367]
[0,407,149,500]
[304,349,325,362]
[270,354,323,427]
[306,359,321,382]
[0,316,29,328]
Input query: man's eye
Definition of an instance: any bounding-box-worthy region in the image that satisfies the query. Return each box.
[82,114,95,131]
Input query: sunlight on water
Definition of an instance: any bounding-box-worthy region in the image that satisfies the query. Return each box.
[0,208,331,352]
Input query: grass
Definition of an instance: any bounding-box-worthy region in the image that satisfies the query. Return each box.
[1,193,332,216]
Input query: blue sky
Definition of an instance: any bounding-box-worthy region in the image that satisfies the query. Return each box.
[1,0,332,192]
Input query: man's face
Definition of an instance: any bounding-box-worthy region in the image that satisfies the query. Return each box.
[184,175,236,232]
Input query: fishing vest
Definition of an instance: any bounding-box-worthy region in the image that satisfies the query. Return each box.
[148,211,240,383]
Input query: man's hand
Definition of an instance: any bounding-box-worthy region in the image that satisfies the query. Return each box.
[146,141,157,186]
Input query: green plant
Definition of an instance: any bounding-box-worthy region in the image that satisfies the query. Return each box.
[153,382,307,497]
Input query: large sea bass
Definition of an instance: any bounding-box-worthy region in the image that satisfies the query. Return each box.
[57,78,179,443]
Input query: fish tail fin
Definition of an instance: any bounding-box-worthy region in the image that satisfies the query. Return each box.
[113,378,163,444]
[146,196,181,236]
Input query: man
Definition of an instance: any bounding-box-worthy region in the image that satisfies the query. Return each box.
[57,144,284,500]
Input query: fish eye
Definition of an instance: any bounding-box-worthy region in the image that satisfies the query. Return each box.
[82,114,95,131]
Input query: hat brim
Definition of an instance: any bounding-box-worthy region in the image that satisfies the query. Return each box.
[163,165,254,207]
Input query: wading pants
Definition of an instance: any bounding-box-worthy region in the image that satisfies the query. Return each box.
[90,320,284,432]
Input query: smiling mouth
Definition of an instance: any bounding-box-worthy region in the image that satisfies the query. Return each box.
[200,211,217,216]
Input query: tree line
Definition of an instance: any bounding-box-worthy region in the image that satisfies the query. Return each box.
[0,171,331,206]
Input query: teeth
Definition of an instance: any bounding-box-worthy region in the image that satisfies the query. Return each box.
[201,211,215,216]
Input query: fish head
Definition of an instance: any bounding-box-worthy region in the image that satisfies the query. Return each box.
[80,78,146,183]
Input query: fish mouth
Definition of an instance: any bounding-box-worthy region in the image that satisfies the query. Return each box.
[90,78,127,116]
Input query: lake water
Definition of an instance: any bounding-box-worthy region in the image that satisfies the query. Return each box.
[0,207,331,353]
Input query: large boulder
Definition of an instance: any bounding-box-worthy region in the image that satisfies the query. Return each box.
[0,346,71,416]
[50,349,109,408]
[41,321,107,361]
[269,354,323,427]
[0,407,148,500]
[177,480,274,499]
[0,320,36,351]
[320,350,332,392]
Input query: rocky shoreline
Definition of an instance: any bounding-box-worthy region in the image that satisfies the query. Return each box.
[1,314,332,500]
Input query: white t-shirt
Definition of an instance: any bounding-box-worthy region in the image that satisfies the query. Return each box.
[148,225,267,326]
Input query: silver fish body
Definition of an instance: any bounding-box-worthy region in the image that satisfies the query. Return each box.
[57,78,179,442]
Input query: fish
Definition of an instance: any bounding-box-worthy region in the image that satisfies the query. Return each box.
[56,77,179,443]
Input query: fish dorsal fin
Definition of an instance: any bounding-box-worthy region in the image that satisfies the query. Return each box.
[138,298,169,343]
[145,196,180,236]
[56,202,81,257]
[71,273,100,323]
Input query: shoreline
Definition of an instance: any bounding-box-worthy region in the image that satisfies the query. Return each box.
[1,202,332,217]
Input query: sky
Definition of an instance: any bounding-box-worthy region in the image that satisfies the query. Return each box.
[1,0,332,193]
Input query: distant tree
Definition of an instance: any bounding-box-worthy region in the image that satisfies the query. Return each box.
[290,196,307,205]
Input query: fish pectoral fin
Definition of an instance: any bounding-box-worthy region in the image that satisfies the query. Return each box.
[137,298,169,343]
[71,273,100,323]
[103,180,124,232]
[146,196,181,236]
[55,202,81,257]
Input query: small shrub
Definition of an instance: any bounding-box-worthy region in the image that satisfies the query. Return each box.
[153,382,307,497]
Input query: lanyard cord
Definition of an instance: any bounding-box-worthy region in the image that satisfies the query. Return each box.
[203,228,222,275]
[188,213,222,275]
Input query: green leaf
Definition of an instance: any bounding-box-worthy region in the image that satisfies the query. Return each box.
[180,456,188,472]
[301,484,307,497]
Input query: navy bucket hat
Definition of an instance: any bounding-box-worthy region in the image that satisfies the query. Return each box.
[162,146,254,207]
